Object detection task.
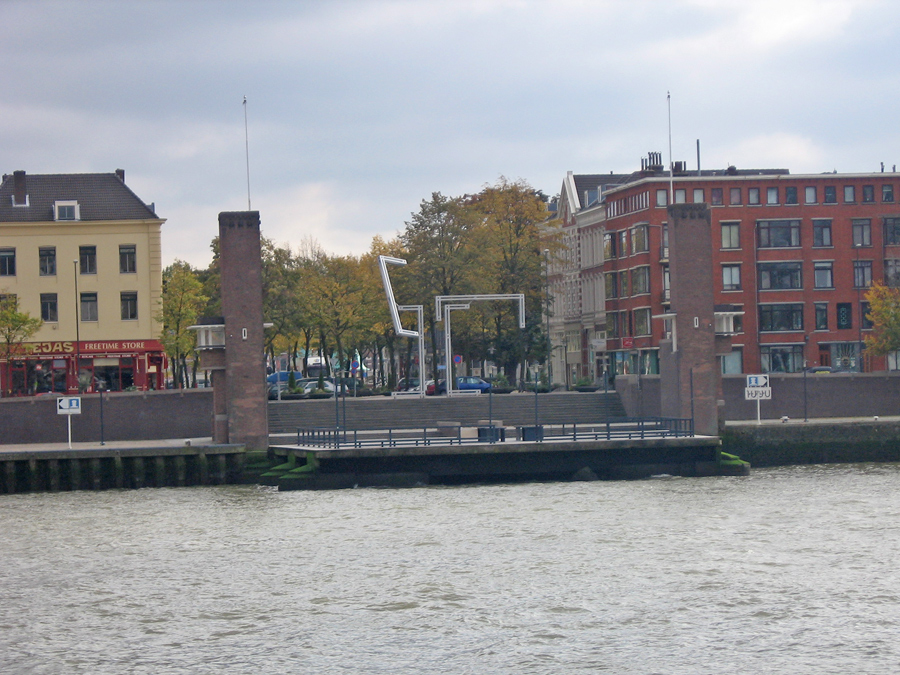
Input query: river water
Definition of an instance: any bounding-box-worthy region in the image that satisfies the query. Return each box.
[1,464,899,674]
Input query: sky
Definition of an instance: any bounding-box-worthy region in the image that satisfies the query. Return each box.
[3,0,900,268]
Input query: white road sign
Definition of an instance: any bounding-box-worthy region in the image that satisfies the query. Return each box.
[57,396,82,415]
[744,387,772,401]
[746,374,769,388]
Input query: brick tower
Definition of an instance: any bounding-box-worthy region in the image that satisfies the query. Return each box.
[218,211,268,450]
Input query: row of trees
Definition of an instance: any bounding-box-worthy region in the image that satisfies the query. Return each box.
[160,178,558,389]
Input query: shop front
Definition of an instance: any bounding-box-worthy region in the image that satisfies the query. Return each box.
[0,340,166,396]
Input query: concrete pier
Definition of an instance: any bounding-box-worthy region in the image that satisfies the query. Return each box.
[0,439,245,494]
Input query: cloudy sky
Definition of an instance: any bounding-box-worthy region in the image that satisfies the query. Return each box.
[3,0,899,268]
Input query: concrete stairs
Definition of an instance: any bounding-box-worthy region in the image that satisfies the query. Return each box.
[268,391,627,434]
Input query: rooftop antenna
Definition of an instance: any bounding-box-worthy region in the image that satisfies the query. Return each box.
[667,92,674,202]
[243,96,251,210]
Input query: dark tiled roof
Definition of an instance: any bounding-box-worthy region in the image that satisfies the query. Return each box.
[571,173,632,209]
[0,172,159,222]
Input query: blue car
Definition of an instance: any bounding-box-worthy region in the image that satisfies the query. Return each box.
[436,376,491,394]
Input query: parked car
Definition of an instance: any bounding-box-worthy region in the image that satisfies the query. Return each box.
[805,366,836,374]
[425,379,440,396]
[395,378,421,391]
[456,376,491,393]
[267,371,300,385]
[300,380,349,397]
[431,377,491,395]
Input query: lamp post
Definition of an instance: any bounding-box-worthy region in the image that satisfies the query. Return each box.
[543,248,551,389]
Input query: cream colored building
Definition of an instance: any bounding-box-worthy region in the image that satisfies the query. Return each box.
[0,170,166,395]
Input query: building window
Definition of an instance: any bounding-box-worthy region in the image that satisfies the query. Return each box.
[854,260,873,288]
[815,302,828,330]
[837,302,853,329]
[656,189,668,207]
[729,187,742,205]
[785,186,798,205]
[710,188,723,206]
[824,186,837,204]
[54,200,79,221]
[0,248,15,276]
[862,185,875,203]
[40,293,58,322]
[758,262,802,290]
[631,225,649,254]
[852,219,872,247]
[757,219,800,248]
[805,186,817,204]
[607,312,619,338]
[121,292,138,320]
[605,272,617,299]
[767,187,779,204]
[603,233,617,259]
[761,345,804,373]
[844,185,856,203]
[634,308,651,336]
[674,189,686,204]
[748,188,760,205]
[721,348,743,374]
[883,185,894,203]
[79,246,97,274]
[722,264,741,291]
[885,259,900,287]
[884,217,900,245]
[618,270,629,297]
[721,222,740,249]
[618,230,628,256]
[813,219,832,247]
[862,301,874,330]
[814,262,834,289]
[759,303,803,332]
[80,292,98,322]
[119,245,137,274]
[693,188,704,204]
[631,267,650,295]
[38,246,56,276]
[0,294,17,310]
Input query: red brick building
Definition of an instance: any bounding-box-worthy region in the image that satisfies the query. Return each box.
[556,160,900,378]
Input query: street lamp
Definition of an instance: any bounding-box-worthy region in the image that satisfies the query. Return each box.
[543,248,551,388]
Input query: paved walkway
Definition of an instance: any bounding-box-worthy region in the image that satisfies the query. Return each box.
[725,416,900,426]
[0,437,214,455]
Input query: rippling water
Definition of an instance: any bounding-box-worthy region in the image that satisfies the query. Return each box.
[2,464,899,674]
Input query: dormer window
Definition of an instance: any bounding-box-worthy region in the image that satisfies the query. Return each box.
[54,200,79,221]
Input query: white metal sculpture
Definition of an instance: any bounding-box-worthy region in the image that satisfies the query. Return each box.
[435,294,526,397]
[378,256,425,397]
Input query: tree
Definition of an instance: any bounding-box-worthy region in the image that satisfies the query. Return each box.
[0,296,42,396]
[864,282,900,356]
[466,177,554,384]
[158,261,208,388]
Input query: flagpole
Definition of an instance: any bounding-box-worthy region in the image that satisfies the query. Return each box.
[243,96,251,210]
[667,91,674,203]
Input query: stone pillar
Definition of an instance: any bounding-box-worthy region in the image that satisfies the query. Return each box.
[659,203,719,437]
[219,211,268,451]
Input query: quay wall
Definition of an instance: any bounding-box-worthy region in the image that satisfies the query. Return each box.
[616,372,900,421]
[722,421,900,467]
[0,389,213,445]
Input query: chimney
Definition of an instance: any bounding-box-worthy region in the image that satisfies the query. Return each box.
[115,168,125,182]
[13,170,26,206]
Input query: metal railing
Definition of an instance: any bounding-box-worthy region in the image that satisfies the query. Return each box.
[295,417,694,450]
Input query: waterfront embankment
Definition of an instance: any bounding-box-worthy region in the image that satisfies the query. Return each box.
[723,417,900,467]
